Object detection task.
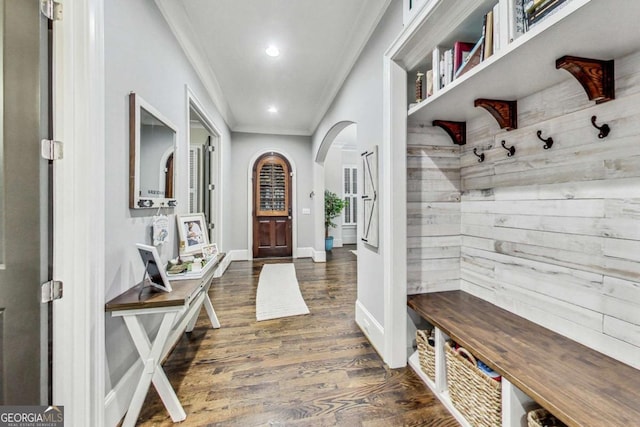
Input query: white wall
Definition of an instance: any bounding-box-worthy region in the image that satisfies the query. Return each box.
[229,132,315,255]
[104,0,231,409]
[312,0,403,337]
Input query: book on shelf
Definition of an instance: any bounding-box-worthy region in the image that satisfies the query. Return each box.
[454,35,484,79]
[432,46,443,94]
[453,41,475,76]
[483,10,494,60]
[443,48,453,86]
[509,0,526,42]
[527,0,568,27]
[425,69,433,97]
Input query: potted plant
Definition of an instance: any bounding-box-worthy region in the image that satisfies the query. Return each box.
[324,190,345,251]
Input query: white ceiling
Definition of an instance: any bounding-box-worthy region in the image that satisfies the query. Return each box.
[156,0,391,136]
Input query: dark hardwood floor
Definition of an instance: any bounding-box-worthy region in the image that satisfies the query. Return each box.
[134,246,458,426]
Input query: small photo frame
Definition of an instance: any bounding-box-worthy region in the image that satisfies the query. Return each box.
[202,243,218,260]
[176,213,209,255]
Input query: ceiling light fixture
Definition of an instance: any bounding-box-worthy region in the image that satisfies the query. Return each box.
[268,106,278,113]
[265,45,280,57]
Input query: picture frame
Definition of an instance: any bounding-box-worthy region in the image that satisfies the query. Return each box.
[202,243,218,260]
[176,213,209,255]
[135,243,172,292]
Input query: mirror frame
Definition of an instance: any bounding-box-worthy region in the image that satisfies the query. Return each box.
[129,92,178,209]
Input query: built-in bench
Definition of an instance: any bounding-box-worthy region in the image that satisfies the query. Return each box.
[407,291,640,427]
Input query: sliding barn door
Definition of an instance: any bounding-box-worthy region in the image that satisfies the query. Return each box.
[253,153,292,258]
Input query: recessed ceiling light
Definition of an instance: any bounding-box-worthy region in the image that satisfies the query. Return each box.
[268,106,278,113]
[265,45,280,57]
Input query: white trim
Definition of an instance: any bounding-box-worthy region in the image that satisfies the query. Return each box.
[246,149,298,260]
[295,247,316,259]
[213,253,231,278]
[307,0,393,134]
[312,249,326,263]
[226,249,249,262]
[104,360,143,427]
[154,0,236,129]
[53,0,105,425]
[381,55,408,368]
[355,300,385,358]
[185,85,224,251]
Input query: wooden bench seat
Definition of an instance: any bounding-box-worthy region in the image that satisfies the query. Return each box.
[407,291,640,427]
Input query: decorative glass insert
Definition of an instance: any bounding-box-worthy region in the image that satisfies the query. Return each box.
[256,155,289,216]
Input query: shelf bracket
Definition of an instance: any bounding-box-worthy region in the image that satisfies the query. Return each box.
[432,120,466,145]
[555,55,614,104]
[474,99,517,130]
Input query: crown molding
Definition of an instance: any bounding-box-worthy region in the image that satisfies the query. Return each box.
[155,0,237,129]
[310,0,393,134]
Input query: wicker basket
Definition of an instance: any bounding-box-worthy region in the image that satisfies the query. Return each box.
[445,341,501,427]
[527,408,567,427]
[416,330,436,382]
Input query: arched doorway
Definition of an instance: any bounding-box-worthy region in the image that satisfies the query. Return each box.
[252,152,293,258]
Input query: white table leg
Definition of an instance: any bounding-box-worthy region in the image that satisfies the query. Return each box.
[203,294,220,329]
[122,311,186,427]
[185,289,220,332]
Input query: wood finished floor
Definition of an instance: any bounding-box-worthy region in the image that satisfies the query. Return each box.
[134,246,458,427]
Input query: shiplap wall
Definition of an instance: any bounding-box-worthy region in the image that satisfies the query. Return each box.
[408,49,640,369]
[406,123,461,294]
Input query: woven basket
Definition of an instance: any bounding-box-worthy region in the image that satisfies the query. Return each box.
[445,341,501,427]
[527,408,567,427]
[416,330,436,382]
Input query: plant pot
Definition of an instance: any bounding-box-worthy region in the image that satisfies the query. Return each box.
[325,236,334,251]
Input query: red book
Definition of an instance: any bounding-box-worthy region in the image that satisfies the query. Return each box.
[453,41,475,74]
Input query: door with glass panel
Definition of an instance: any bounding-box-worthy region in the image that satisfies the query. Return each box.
[252,153,292,258]
[0,0,52,404]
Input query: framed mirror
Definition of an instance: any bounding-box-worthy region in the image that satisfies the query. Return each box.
[129,92,178,209]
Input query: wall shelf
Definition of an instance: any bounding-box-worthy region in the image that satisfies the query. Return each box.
[405,0,640,125]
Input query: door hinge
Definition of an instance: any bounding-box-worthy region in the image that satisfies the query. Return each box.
[41,0,62,21]
[208,184,215,191]
[207,145,215,152]
[41,280,63,303]
[208,223,215,230]
[41,139,63,160]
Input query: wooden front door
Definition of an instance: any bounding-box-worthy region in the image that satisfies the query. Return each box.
[253,153,292,258]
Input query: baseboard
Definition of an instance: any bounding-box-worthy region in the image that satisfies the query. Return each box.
[226,249,249,262]
[104,359,143,427]
[355,300,385,359]
[312,249,326,263]
[295,247,314,259]
[213,252,232,278]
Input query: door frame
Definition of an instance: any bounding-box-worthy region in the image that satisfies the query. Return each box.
[185,85,222,249]
[247,149,297,260]
[52,0,106,425]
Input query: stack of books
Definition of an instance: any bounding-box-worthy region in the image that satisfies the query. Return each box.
[524,0,568,28]
[415,0,570,105]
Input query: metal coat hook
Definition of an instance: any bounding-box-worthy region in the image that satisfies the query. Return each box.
[591,115,610,139]
[473,148,485,163]
[537,130,554,149]
[501,140,516,157]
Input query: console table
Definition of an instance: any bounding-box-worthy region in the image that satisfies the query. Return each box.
[105,257,222,427]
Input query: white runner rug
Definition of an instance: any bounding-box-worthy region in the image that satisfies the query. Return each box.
[256,263,310,321]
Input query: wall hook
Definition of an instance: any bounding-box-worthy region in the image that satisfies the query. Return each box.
[501,140,516,157]
[473,148,485,163]
[537,130,554,149]
[591,115,610,138]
